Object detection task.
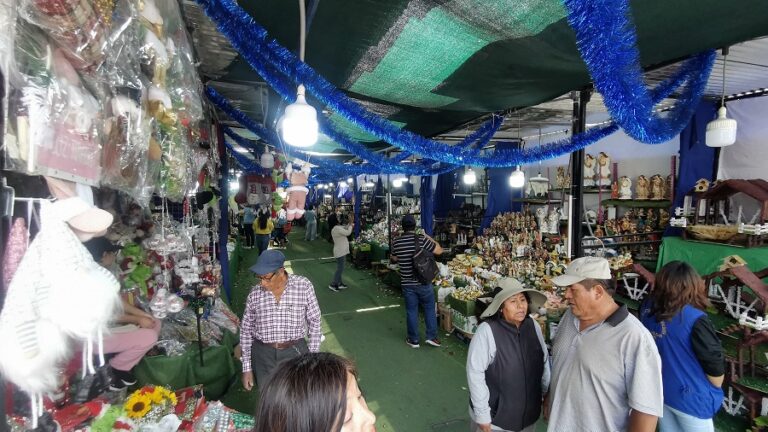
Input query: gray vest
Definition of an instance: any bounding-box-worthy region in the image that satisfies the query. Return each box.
[483,317,544,431]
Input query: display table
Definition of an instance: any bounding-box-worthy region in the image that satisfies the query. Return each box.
[134,330,238,400]
[370,242,389,262]
[657,237,768,275]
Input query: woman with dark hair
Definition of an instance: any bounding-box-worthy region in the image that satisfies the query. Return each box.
[253,209,274,256]
[466,278,549,432]
[254,352,376,432]
[640,261,724,432]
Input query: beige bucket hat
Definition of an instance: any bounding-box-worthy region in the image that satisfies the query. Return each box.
[480,277,547,319]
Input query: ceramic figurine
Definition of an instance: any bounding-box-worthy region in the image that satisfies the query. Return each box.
[635,175,649,200]
[583,154,596,187]
[659,209,670,228]
[597,152,612,187]
[650,174,665,200]
[611,181,619,199]
[618,176,632,200]
[547,208,561,234]
[594,225,605,238]
[535,207,547,233]
[556,166,571,189]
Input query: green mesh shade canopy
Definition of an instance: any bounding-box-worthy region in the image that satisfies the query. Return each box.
[220,0,768,154]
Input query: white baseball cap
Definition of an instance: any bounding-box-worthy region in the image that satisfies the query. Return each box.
[552,257,612,287]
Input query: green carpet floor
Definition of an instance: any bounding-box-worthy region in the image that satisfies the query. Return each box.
[221,228,476,431]
[217,228,746,431]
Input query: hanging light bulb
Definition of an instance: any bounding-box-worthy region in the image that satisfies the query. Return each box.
[509,166,525,188]
[463,167,477,185]
[706,47,737,147]
[347,177,354,185]
[280,1,317,147]
[392,178,404,188]
[364,176,375,187]
[281,85,318,147]
[328,182,334,188]
[339,181,348,187]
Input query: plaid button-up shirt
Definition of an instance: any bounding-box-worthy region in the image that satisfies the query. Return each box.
[240,274,322,373]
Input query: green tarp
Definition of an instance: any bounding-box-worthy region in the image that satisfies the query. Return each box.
[219,0,768,152]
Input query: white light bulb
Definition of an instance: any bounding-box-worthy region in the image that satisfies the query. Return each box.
[705,106,737,147]
[339,181,348,187]
[328,182,334,187]
[229,180,240,192]
[393,179,404,188]
[347,177,353,184]
[365,181,375,187]
[281,87,318,147]
[463,168,477,185]
[509,168,525,188]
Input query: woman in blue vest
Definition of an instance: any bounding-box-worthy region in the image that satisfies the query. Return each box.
[466,278,549,432]
[640,261,724,432]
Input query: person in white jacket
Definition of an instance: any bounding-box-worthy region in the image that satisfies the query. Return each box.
[329,213,354,291]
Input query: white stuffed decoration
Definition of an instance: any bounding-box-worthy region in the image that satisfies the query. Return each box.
[0,200,121,400]
[619,176,633,200]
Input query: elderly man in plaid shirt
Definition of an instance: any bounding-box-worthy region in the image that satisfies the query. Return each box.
[240,250,323,390]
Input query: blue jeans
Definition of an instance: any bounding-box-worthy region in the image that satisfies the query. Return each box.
[305,221,317,241]
[255,234,270,256]
[331,256,345,286]
[659,405,714,432]
[403,284,438,342]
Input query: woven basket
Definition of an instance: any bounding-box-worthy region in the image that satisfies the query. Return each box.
[685,225,739,241]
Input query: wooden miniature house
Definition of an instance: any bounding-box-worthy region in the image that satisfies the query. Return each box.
[684,179,768,247]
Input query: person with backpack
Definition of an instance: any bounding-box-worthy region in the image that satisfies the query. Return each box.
[390,215,443,348]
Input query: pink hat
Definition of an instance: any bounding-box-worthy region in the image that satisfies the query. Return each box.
[50,197,113,240]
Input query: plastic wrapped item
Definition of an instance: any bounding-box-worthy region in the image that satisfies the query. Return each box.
[19,0,109,73]
[6,23,103,184]
[206,300,239,335]
[156,339,187,356]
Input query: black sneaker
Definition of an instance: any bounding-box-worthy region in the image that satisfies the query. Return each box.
[405,339,420,348]
[110,368,136,390]
[328,284,340,292]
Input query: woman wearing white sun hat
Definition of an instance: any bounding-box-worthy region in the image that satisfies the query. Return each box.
[466,278,550,432]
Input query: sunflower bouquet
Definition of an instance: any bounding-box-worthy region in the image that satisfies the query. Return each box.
[124,385,178,422]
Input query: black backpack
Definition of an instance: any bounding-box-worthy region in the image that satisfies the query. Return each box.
[412,234,439,284]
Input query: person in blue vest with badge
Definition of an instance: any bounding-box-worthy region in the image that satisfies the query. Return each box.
[640,261,725,432]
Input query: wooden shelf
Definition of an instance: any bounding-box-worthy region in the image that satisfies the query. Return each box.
[582,239,662,248]
[512,198,561,205]
[601,199,671,208]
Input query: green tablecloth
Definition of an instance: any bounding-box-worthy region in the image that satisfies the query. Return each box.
[657,237,768,275]
[370,242,389,262]
[134,330,238,400]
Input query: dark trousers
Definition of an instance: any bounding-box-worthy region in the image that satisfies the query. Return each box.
[331,256,345,287]
[243,224,255,247]
[251,339,309,389]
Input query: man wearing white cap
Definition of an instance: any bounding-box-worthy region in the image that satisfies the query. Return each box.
[545,257,663,432]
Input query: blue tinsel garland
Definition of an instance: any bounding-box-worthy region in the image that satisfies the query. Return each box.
[563,0,715,143]
[198,0,710,164]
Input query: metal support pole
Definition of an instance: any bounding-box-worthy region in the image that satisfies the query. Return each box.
[570,89,591,258]
[387,173,392,250]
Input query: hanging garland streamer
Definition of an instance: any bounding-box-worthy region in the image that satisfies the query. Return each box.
[197,0,513,164]
[563,0,716,143]
[198,0,712,164]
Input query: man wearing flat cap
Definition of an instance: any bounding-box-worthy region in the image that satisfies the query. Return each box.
[239,250,322,390]
[545,257,663,432]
